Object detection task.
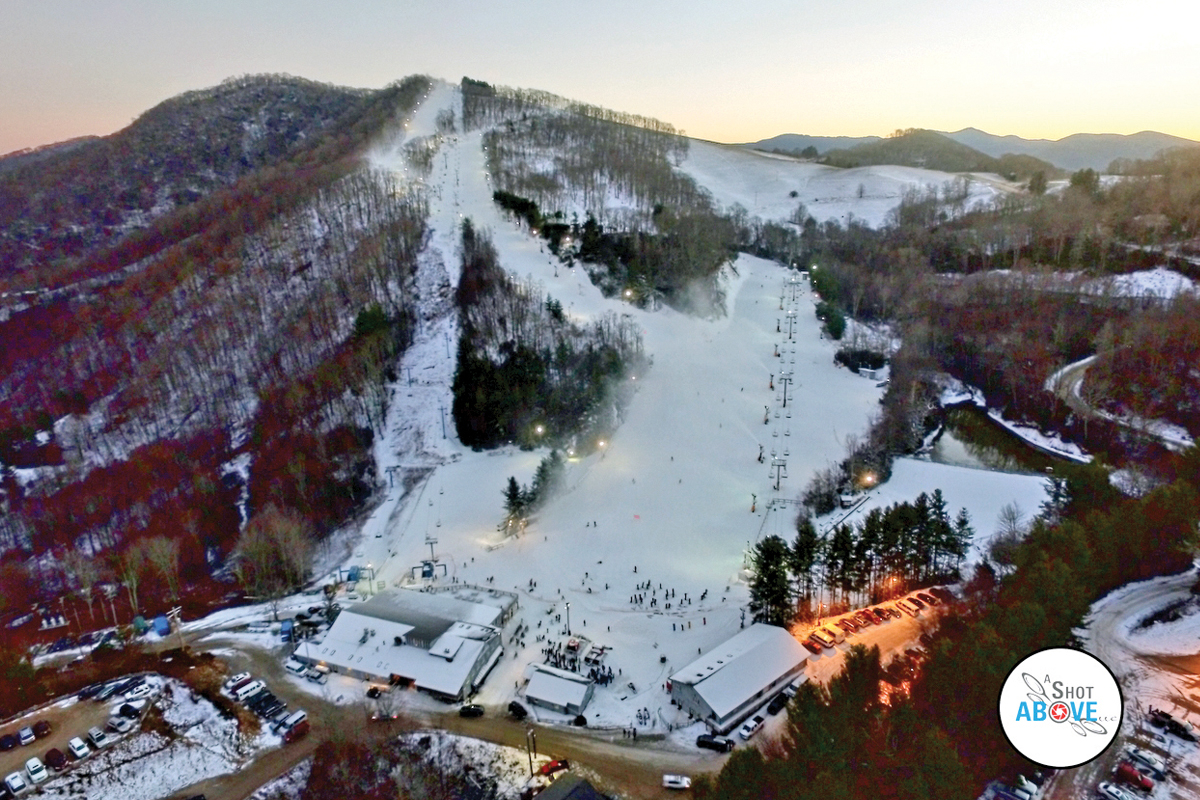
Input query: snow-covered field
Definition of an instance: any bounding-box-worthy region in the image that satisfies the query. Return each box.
[153,85,1065,755]
[679,140,1010,227]
[222,83,1043,735]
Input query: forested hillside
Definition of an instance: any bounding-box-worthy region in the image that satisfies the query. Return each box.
[820,129,1057,181]
[462,78,736,313]
[0,74,376,284]
[0,75,432,632]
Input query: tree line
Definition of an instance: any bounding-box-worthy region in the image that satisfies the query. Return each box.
[451,220,645,450]
[706,451,1200,799]
[748,491,973,627]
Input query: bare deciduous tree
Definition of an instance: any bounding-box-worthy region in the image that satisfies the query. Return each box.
[145,536,182,602]
[234,505,314,619]
[61,547,100,621]
[112,542,147,618]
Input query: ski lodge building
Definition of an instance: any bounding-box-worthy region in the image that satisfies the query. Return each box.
[523,663,595,715]
[667,623,809,734]
[294,587,516,701]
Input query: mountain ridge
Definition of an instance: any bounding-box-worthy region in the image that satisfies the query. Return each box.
[744,128,1200,171]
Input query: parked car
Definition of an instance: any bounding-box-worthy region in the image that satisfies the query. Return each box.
[854,611,875,627]
[16,728,34,747]
[539,759,570,776]
[87,727,111,749]
[67,738,91,760]
[31,721,50,740]
[837,618,858,633]
[366,686,382,699]
[124,682,156,701]
[223,672,251,690]
[868,608,887,623]
[282,719,310,744]
[930,586,955,603]
[782,679,803,698]
[304,668,328,685]
[44,748,66,772]
[696,733,735,752]
[767,694,789,715]
[284,659,307,676]
[115,702,140,719]
[508,701,529,720]
[0,735,16,751]
[24,758,47,784]
[907,595,926,610]
[1114,761,1154,792]
[821,625,846,644]
[802,638,823,654]
[662,774,692,790]
[94,682,121,702]
[737,715,765,740]
[1097,781,1135,800]
[1149,708,1197,741]
[1126,747,1166,778]
[3,773,27,795]
[809,629,836,648]
[107,716,136,735]
[896,600,919,617]
[916,592,938,606]
[459,704,484,718]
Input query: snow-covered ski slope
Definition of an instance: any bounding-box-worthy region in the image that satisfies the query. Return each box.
[679,139,1011,227]
[322,84,1048,730]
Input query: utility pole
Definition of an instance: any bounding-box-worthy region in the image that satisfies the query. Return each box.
[779,373,793,408]
[565,602,571,635]
[439,405,447,439]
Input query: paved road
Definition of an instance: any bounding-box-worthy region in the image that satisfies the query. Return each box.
[1047,572,1200,800]
[169,640,726,800]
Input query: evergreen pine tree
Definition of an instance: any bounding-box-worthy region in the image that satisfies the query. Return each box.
[749,535,795,627]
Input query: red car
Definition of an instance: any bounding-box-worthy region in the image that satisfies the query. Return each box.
[802,638,824,654]
[854,611,875,627]
[836,619,858,634]
[1114,761,1154,792]
[539,759,570,776]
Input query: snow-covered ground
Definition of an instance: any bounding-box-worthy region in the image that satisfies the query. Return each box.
[814,457,1048,564]
[679,140,1010,227]
[36,676,278,800]
[172,86,1058,740]
[1070,569,1200,797]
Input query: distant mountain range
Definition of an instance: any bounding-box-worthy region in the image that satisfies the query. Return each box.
[745,128,1200,172]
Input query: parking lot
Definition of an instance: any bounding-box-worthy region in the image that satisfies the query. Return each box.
[0,694,121,782]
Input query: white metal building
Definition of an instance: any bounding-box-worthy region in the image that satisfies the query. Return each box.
[294,588,515,701]
[667,623,809,734]
[524,664,595,715]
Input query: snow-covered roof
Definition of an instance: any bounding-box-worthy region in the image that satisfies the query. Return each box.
[525,664,592,711]
[670,624,808,719]
[352,589,506,645]
[296,605,497,697]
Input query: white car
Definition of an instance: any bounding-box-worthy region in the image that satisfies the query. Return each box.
[284,659,307,675]
[87,726,111,748]
[124,682,156,701]
[4,771,28,794]
[1098,781,1135,800]
[662,774,692,790]
[1127,747,1166,777]
[223,671,251,690]
[107,716,136,734]
[25,757,47,784]
[738,715,765,740]
[67,737,91,760]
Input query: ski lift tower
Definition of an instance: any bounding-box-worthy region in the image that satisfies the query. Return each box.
[770,456,788,491]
